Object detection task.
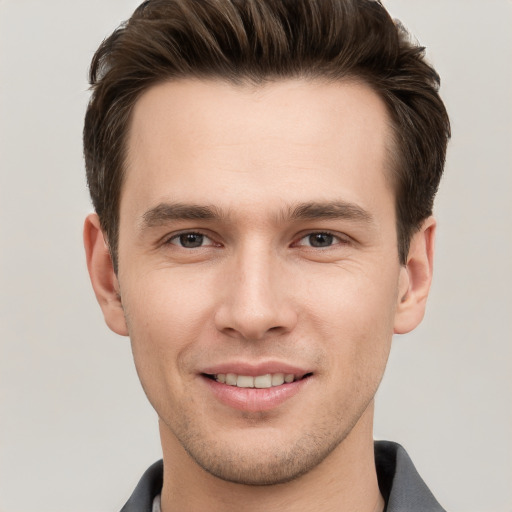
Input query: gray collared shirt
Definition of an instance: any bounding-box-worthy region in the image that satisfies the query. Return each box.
[121,441,446,512]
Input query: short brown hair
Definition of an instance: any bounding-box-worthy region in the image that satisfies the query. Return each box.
[84,0,450,271]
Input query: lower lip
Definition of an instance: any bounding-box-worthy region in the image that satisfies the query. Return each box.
[202,376,311,412]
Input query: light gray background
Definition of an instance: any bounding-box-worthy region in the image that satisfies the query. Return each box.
[1,1,511,511]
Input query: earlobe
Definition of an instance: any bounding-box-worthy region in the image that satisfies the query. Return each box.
[83,213,129,336]
[393,217,436,335]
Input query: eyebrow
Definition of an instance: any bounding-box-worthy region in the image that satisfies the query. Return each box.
[287,201,374,224]
[141,203,223,228]
[140,200,374,229]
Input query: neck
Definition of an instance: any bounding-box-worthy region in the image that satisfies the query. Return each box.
[159,404,383,512]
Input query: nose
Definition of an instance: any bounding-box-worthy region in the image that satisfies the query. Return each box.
[214,244,298,341]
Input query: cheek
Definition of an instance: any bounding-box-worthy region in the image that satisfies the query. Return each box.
[304,260,399,327]
[120,270,217,384]
[123,267,216,331]
[302,264,398,375]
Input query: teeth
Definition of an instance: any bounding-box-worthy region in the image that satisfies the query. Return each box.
[254,374,272,388]
[271,373,285,386]
[214,372,300,388]
[225,373,237,386]
[237,375,254,388]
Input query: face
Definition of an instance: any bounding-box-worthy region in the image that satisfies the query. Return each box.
[88,79,430,485]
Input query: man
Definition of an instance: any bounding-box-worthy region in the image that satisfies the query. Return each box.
[83,0,450,510]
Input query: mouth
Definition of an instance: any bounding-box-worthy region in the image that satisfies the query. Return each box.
[203,372,313,388]
[200,363,314,411]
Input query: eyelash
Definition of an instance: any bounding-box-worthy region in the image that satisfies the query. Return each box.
[165,230,349,249]
[294,231,349,249]
[166,231,216,248]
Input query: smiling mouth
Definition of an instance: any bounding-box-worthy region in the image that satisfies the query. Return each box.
[204,372,313,388]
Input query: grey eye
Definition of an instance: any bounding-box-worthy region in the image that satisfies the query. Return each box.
[175,233,205,248]
[307,233,334,247]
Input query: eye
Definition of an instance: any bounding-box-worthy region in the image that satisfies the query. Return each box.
[296,232,345,248]
[168,232,214,248]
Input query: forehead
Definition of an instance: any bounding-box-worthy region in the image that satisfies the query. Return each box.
[123,78,394,220]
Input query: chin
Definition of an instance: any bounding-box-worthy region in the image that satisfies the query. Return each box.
[180,429,345,486]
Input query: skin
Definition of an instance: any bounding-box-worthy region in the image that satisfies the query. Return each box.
[85,79,435,512]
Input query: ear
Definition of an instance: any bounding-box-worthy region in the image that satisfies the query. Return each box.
[83,213,129,336]
[394,216,436,334]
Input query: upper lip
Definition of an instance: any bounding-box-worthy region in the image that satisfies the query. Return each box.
[200,361,312,378]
